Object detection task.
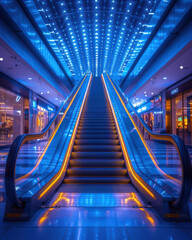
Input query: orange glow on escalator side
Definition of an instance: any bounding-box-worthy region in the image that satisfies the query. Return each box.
[38,74,92,200]
[101,74,155,199]
[38,193,71,225]
[16,74,89,183]
[124,193,155,226]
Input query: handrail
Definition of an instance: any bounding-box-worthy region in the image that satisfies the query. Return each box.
[106,74,192,208]
[5,75,88,208]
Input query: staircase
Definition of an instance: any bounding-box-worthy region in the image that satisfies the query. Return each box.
[64,77,129,184]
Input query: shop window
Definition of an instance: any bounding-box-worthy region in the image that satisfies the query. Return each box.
[0,86,26,146]
[37,105,49,132]
[172,95,183,139]
[183,90,192,146]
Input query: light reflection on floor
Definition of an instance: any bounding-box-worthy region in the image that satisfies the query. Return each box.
[39,192,155,227]
[0,184,192,239]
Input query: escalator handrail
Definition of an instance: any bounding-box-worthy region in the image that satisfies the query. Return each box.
[106,74,192,208]
[5,75,87,208]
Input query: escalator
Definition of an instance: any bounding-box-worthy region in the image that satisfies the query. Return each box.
[3,74,192,222]
[65,76,129,184]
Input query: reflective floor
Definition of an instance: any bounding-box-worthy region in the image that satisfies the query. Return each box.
[1,142,192,240]
[0,184,192,240]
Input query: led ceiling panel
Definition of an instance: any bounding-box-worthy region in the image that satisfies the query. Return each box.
[22,0,171,82]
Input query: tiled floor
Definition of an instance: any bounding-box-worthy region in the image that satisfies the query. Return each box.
[0,184,192,240]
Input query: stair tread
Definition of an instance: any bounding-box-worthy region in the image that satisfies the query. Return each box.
[66,77,129,184]
[64,176,130,180]
[74,139,120,145]
[73,145,121,152]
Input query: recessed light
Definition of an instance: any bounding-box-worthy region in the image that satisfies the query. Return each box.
[145,94,147,97]
[47,91,50,94]
[28,77,32,80]
[151,92,153,95]
[163,77,167,80]
[180,65,184,69]
[0,57,3,61]
[41,92,43,95]
[144,91,146,94]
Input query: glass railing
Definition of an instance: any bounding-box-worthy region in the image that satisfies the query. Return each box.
[5,74,91,210]
[103,74,191,211]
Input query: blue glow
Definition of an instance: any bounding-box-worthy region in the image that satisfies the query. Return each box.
[122,0,192,89]
[32,100,37,108]
[16,95,21,102]
[1,0,169,80]
[1,0,191,86]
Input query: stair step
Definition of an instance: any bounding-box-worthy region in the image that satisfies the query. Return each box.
[70,159,125,167]
[80,117,114,121]
[79,122,115,127]
[82,111,112,114]
[65,77,129,185]
[78,125,116,129]
[76,134,118,139]
[81,115,113,118]
[77,129,117,134]
[73,145,121,152]
[80,119,114,123]
[71,151,123,159]
[64,176,130,184]
[67,167,127,176]
[74,139,120,145]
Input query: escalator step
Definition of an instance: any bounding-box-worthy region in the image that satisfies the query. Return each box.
[78,126,116,130]
[74,139,120,145]
[73,145,121,152]
[67,167,127,176]
[71,151,123,159]
[77,129,117,134]
[76,134,118,139]
[70,159,125,167]
[64,176,130,184]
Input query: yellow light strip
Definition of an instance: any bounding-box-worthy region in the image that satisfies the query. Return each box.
[106,74,180,184]
[125,193,155,226]
[38,74,92,199]
[16,74,88,183]
[101,74,155,199]
[39,192,71,225]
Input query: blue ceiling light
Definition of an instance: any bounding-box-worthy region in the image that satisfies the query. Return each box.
[6,0,177,83]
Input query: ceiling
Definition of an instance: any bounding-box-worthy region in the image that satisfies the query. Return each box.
[0,39,66,106]
[20,0,170,80]
[130,40,192,107]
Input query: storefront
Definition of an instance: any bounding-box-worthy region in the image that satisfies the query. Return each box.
[0,73,57,147]
[166,76,192,146]
[136,92,166,135]
[31,98,56,133]
[0,85,29,146]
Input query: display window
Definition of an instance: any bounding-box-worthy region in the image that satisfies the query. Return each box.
[37,105,49,132]
[169,89,192,146]
[0,86,26,146]
[171,95,183,139]
[184,90,192,146]
[141,111,154,139]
